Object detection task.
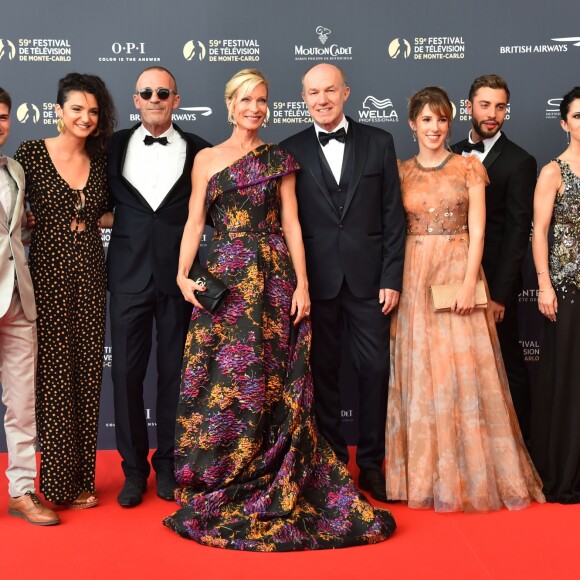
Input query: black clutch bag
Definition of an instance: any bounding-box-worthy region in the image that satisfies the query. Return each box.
[189,262,229,313]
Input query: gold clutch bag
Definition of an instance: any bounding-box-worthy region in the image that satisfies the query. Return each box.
[430,280,487,312]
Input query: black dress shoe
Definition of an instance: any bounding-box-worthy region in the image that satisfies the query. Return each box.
[156,470,178,501]
[118,475,147,507]
[358,469,389,503]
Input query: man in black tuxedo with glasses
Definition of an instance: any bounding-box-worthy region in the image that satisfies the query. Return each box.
[107,67,210,506]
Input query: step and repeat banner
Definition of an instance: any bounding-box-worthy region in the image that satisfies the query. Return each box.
[1,0,576,450]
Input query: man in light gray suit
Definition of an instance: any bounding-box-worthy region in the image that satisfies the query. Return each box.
[0,86,59,526]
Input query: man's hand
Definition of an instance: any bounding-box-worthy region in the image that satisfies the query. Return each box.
[379,288,400,315]
[490,300,506,324]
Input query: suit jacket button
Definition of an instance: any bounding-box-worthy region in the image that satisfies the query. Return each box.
[8,256,14,260]
[339,224,344,230]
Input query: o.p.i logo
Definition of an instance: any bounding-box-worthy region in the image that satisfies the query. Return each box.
[0,39,16,60]
[183,40,207,61]
[16,103,40,124]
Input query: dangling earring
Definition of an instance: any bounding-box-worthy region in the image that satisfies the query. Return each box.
[567,131,570,145]
[57,117,64,133]
[262,107,270,128]
[227,108,236,126]
[412,130,417,142]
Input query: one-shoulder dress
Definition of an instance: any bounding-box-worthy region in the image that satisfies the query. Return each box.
[163,144,396,550]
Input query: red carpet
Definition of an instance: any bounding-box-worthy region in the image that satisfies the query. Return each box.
[0,450,576,579]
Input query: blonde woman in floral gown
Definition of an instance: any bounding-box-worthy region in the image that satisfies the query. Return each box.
[163,69,396,550]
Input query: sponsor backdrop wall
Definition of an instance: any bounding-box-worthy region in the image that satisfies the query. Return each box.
[0,0,575,451]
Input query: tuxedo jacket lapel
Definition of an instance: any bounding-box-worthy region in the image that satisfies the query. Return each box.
[5,160,24,232]
[156,124,194,211]
[483,133,507,171]
[0,201,7,231]
[342,121,367,218]
[302,128,336,213]
[116,124,155,212]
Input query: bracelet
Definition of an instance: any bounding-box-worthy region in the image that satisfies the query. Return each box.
[537,270,548,276]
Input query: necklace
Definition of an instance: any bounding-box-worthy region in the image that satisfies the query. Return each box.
[413,152,454,172]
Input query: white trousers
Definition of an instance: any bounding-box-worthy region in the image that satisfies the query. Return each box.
[0,287,37,496]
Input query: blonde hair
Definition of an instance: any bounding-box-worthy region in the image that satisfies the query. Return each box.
[225,69,269,125]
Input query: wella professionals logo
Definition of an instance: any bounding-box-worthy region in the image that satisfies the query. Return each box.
[183,40,207,61]
[358,96,399,123]
[16,103,40,124]
[0,39,16,60]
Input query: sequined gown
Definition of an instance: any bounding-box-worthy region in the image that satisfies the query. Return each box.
[530,158,580,503]
[163,144,395,550]
[385,154,545,512]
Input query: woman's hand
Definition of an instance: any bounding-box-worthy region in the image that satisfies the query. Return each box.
[537,285,558,322]
[290,286,311,325]
[451,282,476,315]
[177,273,207,309]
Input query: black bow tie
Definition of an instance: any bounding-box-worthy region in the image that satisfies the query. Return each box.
[0,156,7,168]
[144,135,168,146]
[318,127,346,146]
[462,141,485,154]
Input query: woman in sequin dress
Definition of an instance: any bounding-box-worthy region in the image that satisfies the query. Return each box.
[14,73,116,508]
[385,87,544,512]
[163,69,395,550]
[530,86,580,503]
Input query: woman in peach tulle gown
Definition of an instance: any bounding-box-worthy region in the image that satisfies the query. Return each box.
[385,86,544,512]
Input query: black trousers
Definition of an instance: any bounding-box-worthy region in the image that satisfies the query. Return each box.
[310,280,390,471]
[496,295,531,442]
[110,278,192,478]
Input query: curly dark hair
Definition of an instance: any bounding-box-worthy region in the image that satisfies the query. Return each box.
[56,72,117,157]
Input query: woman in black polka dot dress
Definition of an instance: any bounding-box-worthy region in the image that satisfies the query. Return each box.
[15,73,116,509]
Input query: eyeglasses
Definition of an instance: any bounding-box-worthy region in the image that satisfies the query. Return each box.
[135,87,177,101]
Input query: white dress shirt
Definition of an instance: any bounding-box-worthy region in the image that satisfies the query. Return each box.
[463,129,502,162]
[314,116,349,183]
[123,125,187,211]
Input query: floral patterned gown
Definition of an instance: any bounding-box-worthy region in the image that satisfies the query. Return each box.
[163,144,395,551]
[385,154,545,512]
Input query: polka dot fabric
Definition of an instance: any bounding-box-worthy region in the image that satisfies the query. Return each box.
[15,139,108,504]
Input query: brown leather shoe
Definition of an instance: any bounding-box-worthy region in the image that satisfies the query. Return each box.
[8,492,60,526]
